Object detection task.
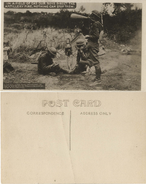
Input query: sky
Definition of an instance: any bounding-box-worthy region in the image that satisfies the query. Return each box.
[4,2,142,14]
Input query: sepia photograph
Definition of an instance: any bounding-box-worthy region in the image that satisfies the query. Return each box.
[2,1,142,90]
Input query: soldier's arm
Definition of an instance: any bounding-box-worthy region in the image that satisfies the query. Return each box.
[45,64,54,69]
[79,45,88,61]
[77,48,87,64]
[99,23,104,42]
[89,24,99,39]
[89,22,103,40]
[39,57,53,73]
[80,49,88,60]
[77,52,80,64]
[99,30,104,43]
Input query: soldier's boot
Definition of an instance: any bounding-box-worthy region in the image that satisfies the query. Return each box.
[90,64,101,86]
[91,63,101,77]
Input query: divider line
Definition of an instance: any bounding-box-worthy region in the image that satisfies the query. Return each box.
[69,110,71,151]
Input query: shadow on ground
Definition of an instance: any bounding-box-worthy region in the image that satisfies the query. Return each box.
[3,47,141,90]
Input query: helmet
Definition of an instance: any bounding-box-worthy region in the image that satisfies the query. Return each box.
[48,47,57,56]
[76,39,85,47]
[90,10,100,21]
[65,44,72,49]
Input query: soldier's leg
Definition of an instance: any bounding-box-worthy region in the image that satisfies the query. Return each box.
[89,63,102,86]
[95,63,101,80]
[78,62,87,72]
[58,67,69,74]
[53,65,69,74]
[87,48,101,80]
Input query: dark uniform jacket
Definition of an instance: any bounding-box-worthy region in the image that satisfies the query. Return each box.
[89,21,103,42]
[38,51,53,75]
[87,21,103,64]
[76,46,91,72]
[77,45,88,64]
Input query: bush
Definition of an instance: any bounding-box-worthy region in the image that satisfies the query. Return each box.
[4,8,142,43]
[104,9,142,43]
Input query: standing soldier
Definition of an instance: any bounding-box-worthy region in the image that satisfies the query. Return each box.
[86,10,103,85]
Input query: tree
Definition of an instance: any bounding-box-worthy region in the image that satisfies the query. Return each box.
[25,10,32,16]
[103,3,134,15]
[6,11,14,15]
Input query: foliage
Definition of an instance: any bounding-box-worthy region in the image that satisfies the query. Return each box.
[4,27,75,61]
[4,5,142,43]
[103,9,142,42]
[103,3,134,15]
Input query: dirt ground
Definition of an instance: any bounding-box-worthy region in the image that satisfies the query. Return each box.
[3,41,141,90]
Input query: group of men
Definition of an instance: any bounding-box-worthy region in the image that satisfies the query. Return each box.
[38,10,103,85]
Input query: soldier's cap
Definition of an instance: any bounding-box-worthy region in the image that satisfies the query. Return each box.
[76,39,85,47]
[48,47,57,56]
[65,44,72,49]
[90,10,100,21]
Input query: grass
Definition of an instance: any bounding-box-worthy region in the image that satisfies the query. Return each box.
[4,26,75,61]
[4,24,141,90]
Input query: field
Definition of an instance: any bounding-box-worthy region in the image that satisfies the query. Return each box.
[3,24,141,90]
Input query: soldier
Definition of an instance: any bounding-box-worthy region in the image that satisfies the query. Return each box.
[70,39,90,74]
[86,10,103,84]
[38,47,69,75]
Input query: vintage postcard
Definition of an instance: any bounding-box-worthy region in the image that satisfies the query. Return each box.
[1,0,145,90]
[1,92,146,183]
[1,0,146,184]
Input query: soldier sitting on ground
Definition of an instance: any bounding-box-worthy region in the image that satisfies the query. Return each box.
[38,47,69,75]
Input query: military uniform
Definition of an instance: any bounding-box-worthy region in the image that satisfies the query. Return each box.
[84,10,103,81]
[71,40,89,74]
[38,51,54,74]
[38,48,68,75]
[86,20,103,80]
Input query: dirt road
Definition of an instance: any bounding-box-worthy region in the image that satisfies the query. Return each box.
[3,48,141,90]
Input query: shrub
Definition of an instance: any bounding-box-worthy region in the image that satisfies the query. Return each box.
[4,8,142,43]
[104,9,142,43]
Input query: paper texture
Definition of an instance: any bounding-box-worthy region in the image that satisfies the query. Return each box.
[1,92,146,183]
[1,0,146,183]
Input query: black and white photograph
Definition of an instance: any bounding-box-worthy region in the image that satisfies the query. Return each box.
[3,1,142,90]
[1,2,146,183]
